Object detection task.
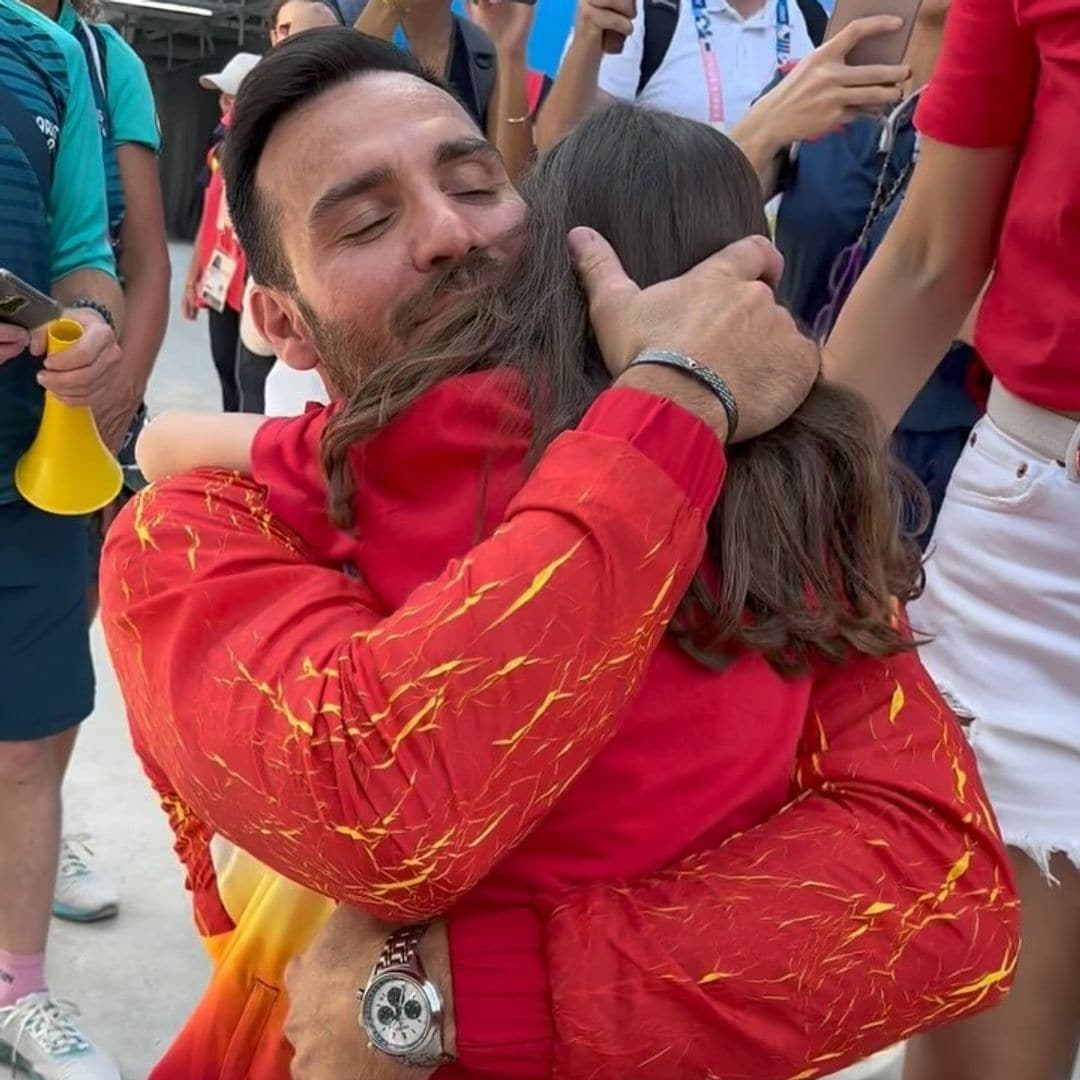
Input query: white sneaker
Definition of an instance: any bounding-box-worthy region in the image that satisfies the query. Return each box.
[0,993,120,1079]
[52,837,119,924]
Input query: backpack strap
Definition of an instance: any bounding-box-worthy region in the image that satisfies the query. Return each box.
[795,0,827,46]
[638,0,679,97]
[76,20,112,138]
[458,17,496,124]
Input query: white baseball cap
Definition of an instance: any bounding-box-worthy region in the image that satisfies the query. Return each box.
[199,52,261,96]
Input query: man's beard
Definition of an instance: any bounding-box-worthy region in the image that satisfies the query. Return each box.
[295,249,505,400]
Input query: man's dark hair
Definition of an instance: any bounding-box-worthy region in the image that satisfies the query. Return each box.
[224,28,450,289]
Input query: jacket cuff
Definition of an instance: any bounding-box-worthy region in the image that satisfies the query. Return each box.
[578,387,727,515]
[448,908,554,1079]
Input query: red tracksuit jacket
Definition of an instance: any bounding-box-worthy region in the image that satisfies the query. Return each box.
[101,378,1016,1079]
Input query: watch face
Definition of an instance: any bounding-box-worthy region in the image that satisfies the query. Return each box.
[362,972,433,1055]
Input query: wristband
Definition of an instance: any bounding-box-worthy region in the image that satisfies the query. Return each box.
[69,297,117,335]
[626,349,739,440]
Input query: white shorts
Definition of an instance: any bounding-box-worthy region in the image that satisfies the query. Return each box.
[909,409,1080,879]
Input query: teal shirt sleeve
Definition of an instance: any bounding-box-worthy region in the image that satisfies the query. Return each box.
[98,24,161,153]
[49,29,115,282]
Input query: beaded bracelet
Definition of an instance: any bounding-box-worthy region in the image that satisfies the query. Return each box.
[626,349,739,440]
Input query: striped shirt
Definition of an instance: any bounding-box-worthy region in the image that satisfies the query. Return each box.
[0,0,113,500]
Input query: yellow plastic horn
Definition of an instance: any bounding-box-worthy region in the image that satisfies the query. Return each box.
[14,318,123,516]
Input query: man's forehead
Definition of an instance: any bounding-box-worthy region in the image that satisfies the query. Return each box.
[258,72,479,210]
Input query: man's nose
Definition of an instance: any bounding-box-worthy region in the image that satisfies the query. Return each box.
[410,195,480,270]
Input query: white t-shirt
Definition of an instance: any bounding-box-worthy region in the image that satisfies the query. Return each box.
[264,361,330,417]
[597,0,815,128]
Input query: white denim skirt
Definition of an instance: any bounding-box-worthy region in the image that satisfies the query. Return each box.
[909,399,1080,878]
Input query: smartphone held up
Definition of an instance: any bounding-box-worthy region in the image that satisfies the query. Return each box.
[0,269,62,331]
[824,0,924,67]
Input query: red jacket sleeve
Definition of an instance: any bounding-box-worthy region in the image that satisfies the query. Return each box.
[101,389,724,925]
[448,649,1018,1078]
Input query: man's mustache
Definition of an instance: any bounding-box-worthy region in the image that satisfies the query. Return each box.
[390,248,506,341]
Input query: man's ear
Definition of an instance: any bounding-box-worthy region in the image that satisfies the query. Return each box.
[251,286,320,372]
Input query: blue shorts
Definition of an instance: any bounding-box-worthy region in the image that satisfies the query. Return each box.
[0,498,94,741]
[894,426,973,550]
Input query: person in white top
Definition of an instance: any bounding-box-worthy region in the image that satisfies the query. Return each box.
[240,278,330,416]
[537,0,824,149]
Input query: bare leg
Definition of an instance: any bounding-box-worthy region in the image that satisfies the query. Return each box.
[904,848,1080,1080]
[52,724,80,785]
[0,738,63,954]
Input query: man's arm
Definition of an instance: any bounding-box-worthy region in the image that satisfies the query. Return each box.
[48,29,117,302]
[533,0,634,151]
[353,0,400,39]
[822,0,1034,431]
[107,29,170,415]
[115,144,169,398]
[103,388,725,922]
[440,649,1017,1078]
[32,27,129,442]
[473,0,535,182]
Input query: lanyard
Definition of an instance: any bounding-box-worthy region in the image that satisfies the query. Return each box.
[691,0,790,127]
[812,91,923,341]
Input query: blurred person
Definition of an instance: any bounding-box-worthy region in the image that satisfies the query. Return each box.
[179,51,259,412]
[731,2,982,542]
[353,0,497,128]
[251,0,347,415]
[824,0,1080,1076]
[256,2,343,416]
[103,31,1013,1080]
[268,0,340,43]
[0,0,126,1075]
[465,0,552,180]
[536,0,826,150]
[24,0,169,925]
[250,0,342,415]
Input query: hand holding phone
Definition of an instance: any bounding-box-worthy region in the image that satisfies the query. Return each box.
[742,14,910,155]
[0,269,62,331]
[571,0,636,54]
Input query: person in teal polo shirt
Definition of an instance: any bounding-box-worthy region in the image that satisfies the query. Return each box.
[22,0,170,929]
[0,1,126,1077]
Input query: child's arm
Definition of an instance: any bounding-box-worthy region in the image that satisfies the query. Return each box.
[136,411,266,482]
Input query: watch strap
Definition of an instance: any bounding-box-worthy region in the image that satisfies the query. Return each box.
[373,923,430,977]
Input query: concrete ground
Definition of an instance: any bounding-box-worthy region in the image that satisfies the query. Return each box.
[47,246,1068,1080]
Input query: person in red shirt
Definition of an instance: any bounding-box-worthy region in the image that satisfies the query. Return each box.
[105,29,1015,1080]
[824,1,1080,1077]
[179,53,259,412]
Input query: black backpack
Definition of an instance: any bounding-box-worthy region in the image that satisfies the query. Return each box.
[458,16,497,123]
[637,0,828,96]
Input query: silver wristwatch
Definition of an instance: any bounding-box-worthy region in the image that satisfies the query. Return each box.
[358,924,450,1068]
